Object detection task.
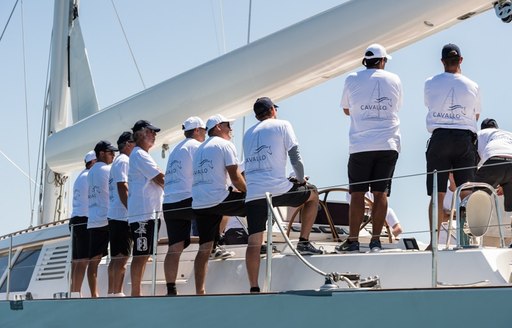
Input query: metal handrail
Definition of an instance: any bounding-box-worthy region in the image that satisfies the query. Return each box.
[432,171,438,288]
[263,192,357,291]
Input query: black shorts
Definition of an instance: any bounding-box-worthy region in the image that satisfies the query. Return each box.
[88,226,109,259]
[108,219,132,256]
[426,128,477,195]
[163,198,195,247]
[348,150,398,194]
[130,220,160,256]
[475,157,512,211]
[193,191,246,244]
[246,183,311,235]
[69,216,89,260]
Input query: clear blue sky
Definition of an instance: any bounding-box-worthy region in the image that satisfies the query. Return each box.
[1,0,511,242]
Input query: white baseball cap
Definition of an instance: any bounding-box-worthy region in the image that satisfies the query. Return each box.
[206,114,235,131]
[84,150,96,163]
[182,116,206,131]
[364,43,392,60]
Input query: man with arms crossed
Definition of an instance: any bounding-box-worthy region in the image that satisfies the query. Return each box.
[424,43,480,249]
[163,116,206,296]
[107,131,135,296]
[192,114,246,295]
[243,97,322,294]
[337,43,402,253]
[128,120,165,296]
[69,150,96,296]
[87,140,118,297]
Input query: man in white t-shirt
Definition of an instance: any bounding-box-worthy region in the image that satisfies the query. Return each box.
[424,43,480,249]
[106,131,135,296]
[69,150,96,296]
[191,114,246,295]
[475,119,512,212]
[243,97,322,293]
[162,116,206,296]
[338,44,402,253]
[87,140,118,297]
[128,120,165,296]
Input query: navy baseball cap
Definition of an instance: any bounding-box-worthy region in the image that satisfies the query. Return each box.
[253,97,279,116]
[442,43,461,59]
[481,118,499,129]
[94,140,118,153]
[117,131,133,147]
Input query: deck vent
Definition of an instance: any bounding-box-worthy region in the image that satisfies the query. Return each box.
[35,245,69,281]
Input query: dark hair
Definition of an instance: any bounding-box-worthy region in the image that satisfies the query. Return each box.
[363,57,384,68]
[443,56,460,67]
[184,129,195,138]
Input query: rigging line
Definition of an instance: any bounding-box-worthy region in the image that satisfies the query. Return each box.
[218,0,227,54]
[209,0,222,55]
[240,0,253,161]
[20,0,35,221]
[0,0,19,44]
[0,149,36,186]
[110,0,146,89]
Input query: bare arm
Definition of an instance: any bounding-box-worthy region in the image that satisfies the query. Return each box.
[152,172,165,189]
[117,182,129,208]
[226,165,246,193]
[343,108,350,116]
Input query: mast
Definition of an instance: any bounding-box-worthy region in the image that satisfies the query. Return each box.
[39,0,74,224]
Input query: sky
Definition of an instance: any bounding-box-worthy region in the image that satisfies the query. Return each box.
[1,0,511,242]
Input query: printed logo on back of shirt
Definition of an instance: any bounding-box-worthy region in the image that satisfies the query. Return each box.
[193,158,214,185]
[432,88,466,120]
[245,133,272,174]
[360,81,393,120]
[165,160,183,184]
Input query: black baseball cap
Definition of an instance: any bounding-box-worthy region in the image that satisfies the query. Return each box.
[481,118,499,129]
[117,131,133,147]
[132,120,161,133]
[94,140,118,153]
[442,43,461,59]
[253,97,279,116]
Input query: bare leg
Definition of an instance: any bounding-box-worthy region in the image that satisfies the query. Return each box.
[164,241,184,285]
[70,259,88,294]
[371,192,388,240]
[348,192,366,241]
[130,255,149,296]
[246,232,264,289]
[194,241,213,295]
[111,255,129,294]
[427,192,446,249]
[107,259,115,294]
[87,256,102,298]
[298,190,320,240]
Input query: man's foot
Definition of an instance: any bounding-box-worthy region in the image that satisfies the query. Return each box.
[296,241,323,255]
[369,239,382,252]
[260,244,279,255]
[335,239,360,253]
[210,246,235,259]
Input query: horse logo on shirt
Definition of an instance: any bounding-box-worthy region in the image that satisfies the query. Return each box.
[362,81,393,120]
[245,133,272,174]
[434,88,466,120]
[166,160,183,184]
[193,158,214,185]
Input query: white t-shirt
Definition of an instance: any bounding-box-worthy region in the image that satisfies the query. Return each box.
[341,68,403,154]
[192,136,240,209]
[87,162,111,228]
[243,119,296,201]
[424,72,480,133]
[71,168,89,218]
[163,138,201,204]
[477,128,512,164]
[128,146,163,223]
[108,153,129,221]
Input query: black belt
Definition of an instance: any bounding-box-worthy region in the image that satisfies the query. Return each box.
[490,156,512,161]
